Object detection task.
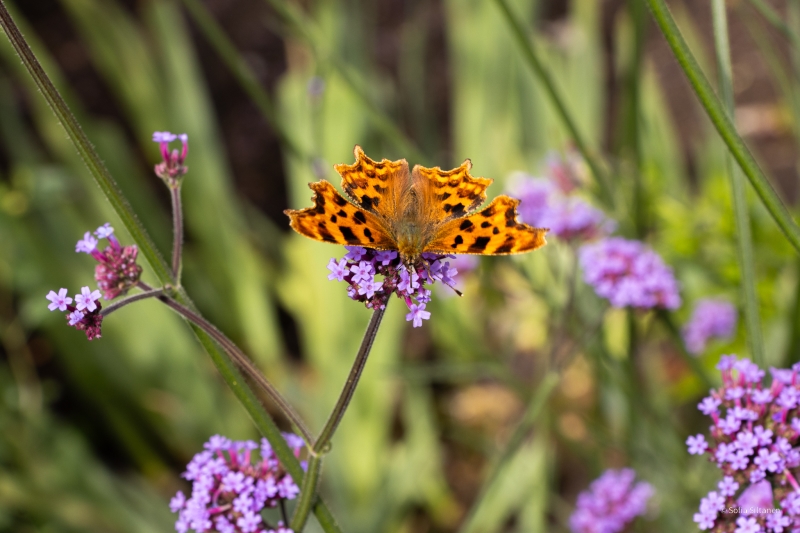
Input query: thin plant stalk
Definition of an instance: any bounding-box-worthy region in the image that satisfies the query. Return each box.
[645,0,800,255]
[290,454,323,531]
[493,0,615,208]
[0,7,342,529]
[313,304,387,453]
[458,371,560,533]
[288,304,388,529]
[711,0,764,365]
[100,287,165,316]
[170,186,183,282]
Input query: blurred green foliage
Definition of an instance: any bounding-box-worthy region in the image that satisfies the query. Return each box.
[0,0,799,532]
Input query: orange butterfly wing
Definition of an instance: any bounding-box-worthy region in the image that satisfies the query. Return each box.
[284,180,395,249]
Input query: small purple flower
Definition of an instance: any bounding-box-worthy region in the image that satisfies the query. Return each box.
[46,288,73,311]
[74,286,101,312]
[568,468,652,533]
[327,258,349,281]
[68,310,84,326]
[698,396,721,416]
[349,261,375,283]
[682,298,737,355]
[719,476,739,497]
[735,516,761,533]
[578,237,680,310]
[344,246,366,262]
[75,231,98,254]
[687,434,709,455]
[94,222,115,240]
[406,303,431,328]
[169,491,186,512]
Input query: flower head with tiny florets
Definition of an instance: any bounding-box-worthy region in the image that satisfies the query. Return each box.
[568,468,653,533]
[509,173,614,243]
[153,131,189,185]
[326,247,461,327]
[578,237,681,310]
[75,223,142,300]
[688,355,800,532]
[171,434,303,533]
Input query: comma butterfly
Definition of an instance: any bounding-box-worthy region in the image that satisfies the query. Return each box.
[284,146,548,267]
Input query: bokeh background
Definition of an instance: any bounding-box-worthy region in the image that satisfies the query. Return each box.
[0,0,799,531]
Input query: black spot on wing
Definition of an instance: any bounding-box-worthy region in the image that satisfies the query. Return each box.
[339,226,357,242]
[469,236,491,252]
[493,227,499,235]
[361,195,376,211]
[494,236,516,254]
[451,234,464,249]
[318,226,334,242]
[337,210,348,218]
[330,215,338,223]
[314,195,326,214]
[440,192,452,201]
[450,204,465,217]
[459,219,474,231]
[333,194,348,207]
[353,211,367,225]
[481,221,491,228]
[480,207,495,218]
[363,228,374,242]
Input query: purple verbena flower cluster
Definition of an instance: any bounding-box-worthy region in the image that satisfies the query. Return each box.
[327,246,460,327]
[76,223,142,300]
[569,468,653,533]
[171,434,304,533]
[154,131,189,184]
[509,174,614,243]
[683,299,738,355]
[688,355,800,532]
[578,237,681,310]
[46,286,103,340]
[46,223,142,340]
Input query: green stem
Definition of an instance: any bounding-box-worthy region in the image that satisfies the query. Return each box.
[458,371,560,533]
[170,185,183,283]
[313,304,387,453]
[626,0,647,238]
[493,0,615,208]
[0,6,342,529]
[645,0,800,255]
[100,287,165,316]
[290,453,323,531]
[711,0,764,365]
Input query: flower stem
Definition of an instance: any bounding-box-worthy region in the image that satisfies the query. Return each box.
[458,371,560,533]
[313,304,387,454]
[657,310,714,388]
[492,0,615,208]
[150,287,314,444]
[711,0,764,366]
[645,0,800,254]
[170,185,184,283]
[289,453,323,532]
[100,287,164,316]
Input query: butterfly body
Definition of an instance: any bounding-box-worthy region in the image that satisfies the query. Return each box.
[285,146,547,267]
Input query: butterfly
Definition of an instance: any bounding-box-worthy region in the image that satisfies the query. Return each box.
[284,146,547,267]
